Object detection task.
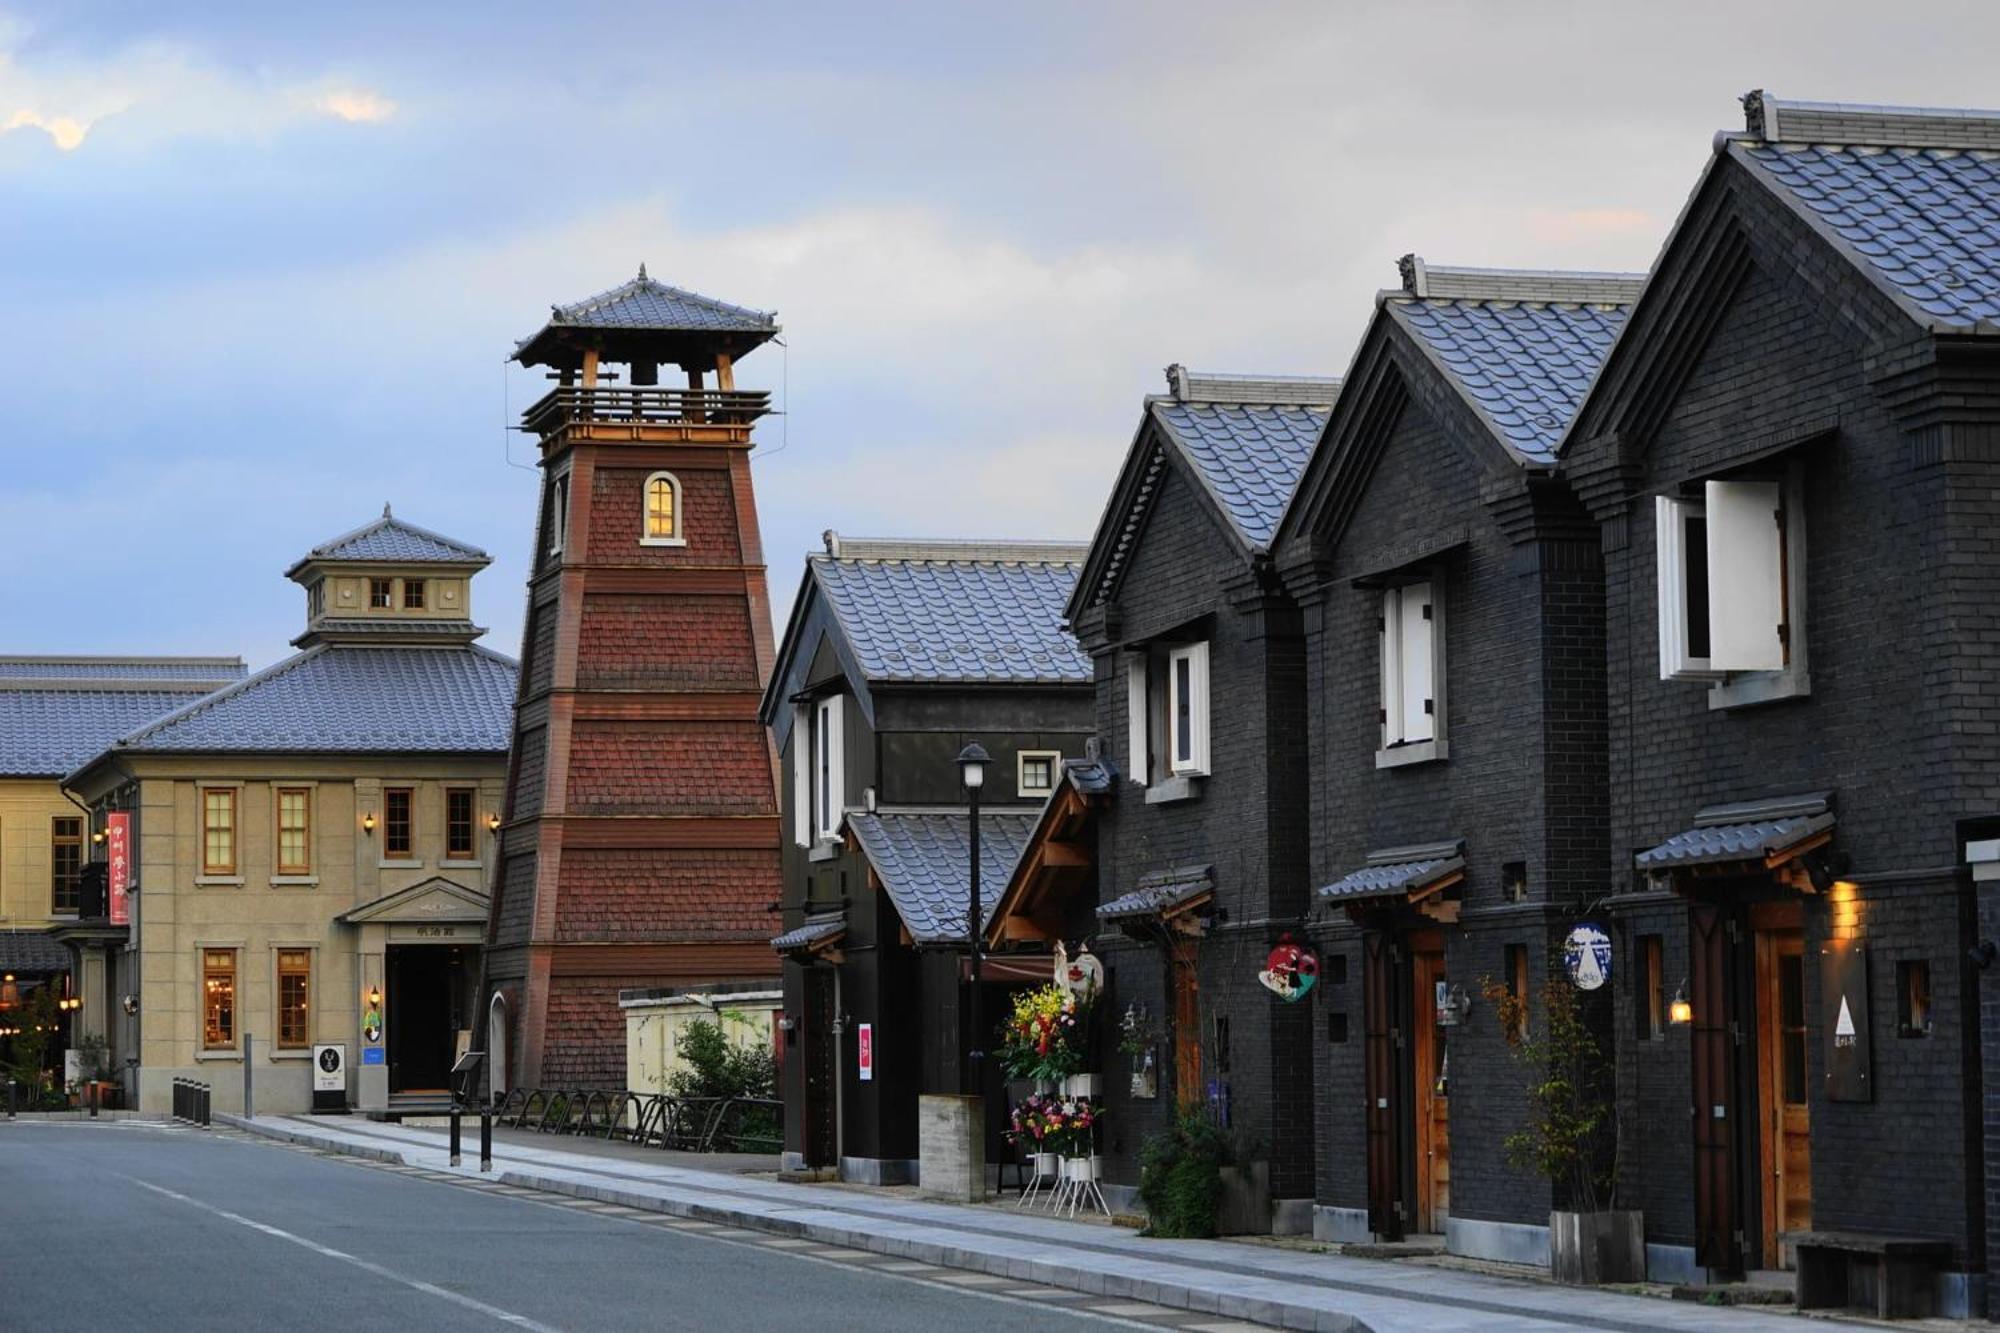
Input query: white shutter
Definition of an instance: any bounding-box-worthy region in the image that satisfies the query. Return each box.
[791,705,811,847]
[1126,654,1148,784]
[1380,591,1402,747]
[1184,642,1210,773]
[1399,582,1434,743]
[824,697,845,835]
[1704,480,1785,672]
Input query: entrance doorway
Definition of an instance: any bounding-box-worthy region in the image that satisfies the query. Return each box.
[1363,929,1451,1239]
[1412,940,1451,1233]
[1755,913,1811,1263]
[1170,935,1201,1103]
[800,968,838,1169]
[386,945,471,1094]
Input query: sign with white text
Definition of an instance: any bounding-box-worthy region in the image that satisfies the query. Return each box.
[107,812,131,926]
[857,1023,873,1081]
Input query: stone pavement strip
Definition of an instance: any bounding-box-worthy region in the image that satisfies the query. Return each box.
[220,1113,1849,1333]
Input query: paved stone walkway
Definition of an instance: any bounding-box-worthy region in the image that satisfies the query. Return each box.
[224,1113,1863,1332]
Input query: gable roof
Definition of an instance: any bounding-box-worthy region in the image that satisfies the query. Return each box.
[0,657,247,777]
[846,809,1038,946]
[70,644,517,774]
[335,875,490,925]
[1072,366,1339,616]
[284,506,489,578]
[512,267,780,368]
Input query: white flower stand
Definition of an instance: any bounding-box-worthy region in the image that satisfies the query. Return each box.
[1046,1155,1109,1218]
[1016,1151,1061,1210]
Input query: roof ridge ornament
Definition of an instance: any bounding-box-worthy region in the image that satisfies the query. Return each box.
[638,261,648,280]
[1394,257,1646,306]
[1737,88,2000,150]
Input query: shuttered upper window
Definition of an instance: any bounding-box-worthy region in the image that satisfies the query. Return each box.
[1378,578,1444,764]
[1656,466,1807,704]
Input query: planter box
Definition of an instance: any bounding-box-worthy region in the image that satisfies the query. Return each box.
[1550,1209,1645,1285]
[1216,1160,1272,1236]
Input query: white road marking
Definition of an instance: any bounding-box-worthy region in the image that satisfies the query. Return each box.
[125,1178,561,1332]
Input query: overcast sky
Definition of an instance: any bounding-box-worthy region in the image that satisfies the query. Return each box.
[4,1,1996,668]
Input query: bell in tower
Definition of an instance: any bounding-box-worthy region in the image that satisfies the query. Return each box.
[485,268,784,1092]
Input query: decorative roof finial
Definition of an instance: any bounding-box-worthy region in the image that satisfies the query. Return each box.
[1397,253,1428,297]
[383,502,393,518]
[638,262,648,281]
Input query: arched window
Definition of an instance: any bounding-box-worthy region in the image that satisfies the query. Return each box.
[641,471,685,546]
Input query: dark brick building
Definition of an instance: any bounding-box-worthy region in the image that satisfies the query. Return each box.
[1060,367,1339,1229]
[761,534,1092,1181]
[1561,94,2000,1312]
[484,272,784,1091]
[1273,260,1639,1258]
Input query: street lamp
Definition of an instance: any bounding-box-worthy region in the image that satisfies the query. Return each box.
[957,742,989,1092]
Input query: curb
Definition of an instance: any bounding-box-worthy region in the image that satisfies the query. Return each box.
[225,1116,1367,1332]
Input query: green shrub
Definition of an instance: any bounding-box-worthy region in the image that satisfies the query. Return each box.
[670,1016,779,1151]
[1138,1108,1233,1237]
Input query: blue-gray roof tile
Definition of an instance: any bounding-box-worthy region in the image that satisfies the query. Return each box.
[88,645,518,763]
[290,510,489,571]
[545,271,777,335]
[0,658,249,776]
[1150,401,1331,550]
[0,930,71,973]
[770,914,847,953]
[1734,141,2000,330]
[1320,854,1463,902]
[1390,299,1627,465]
[847,810,1036,944]
[1636,812,1834,870]
[813,555,1090,686]
[0,658,244,683]
[1098,866,1214,923]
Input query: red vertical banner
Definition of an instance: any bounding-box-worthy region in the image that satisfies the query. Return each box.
[106,812,131,925]
[857,1022,873,1081]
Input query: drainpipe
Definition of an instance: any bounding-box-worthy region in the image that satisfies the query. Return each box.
[830,966,846,1177]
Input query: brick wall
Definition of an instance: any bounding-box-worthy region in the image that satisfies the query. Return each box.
[554,848,775,941]
[586,465,740,563]
[566,720,775,815]
[577,594,759,691]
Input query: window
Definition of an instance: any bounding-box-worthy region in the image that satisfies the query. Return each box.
[403,579,426,610]
[369,578,393,609]
[1501,860,1528,903]
[1636,934,1665,1040]
[1656,470,1802,685]
[1379,579,1440,756]
[383,787,414,858]
[445,787,476,859]
[275,788,312,875]
[1898,959,1933,1038]
[812,698,845,841]
[641,471,684,546]
[203,949,237,1049]
[202,788,236,875]
[51,817,83,914]
[548,472,570,555]
[1167,643,1209,775]
[277,950,311,1049]
[307,580,325,619]
[1018,750,1060,796]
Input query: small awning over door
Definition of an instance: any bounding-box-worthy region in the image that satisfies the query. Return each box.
[1636,792,1833,886]
[770,913,846,960]
[1097,865,1213,933]
[1319,841,1464,923]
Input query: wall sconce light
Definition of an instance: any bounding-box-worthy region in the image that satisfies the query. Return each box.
[487,813,502,832]
[367,985,383,1009]
[121,994,139,1016]
[776,1015,796,1032]
[91,828,106,845]
[362,812,377,836]
[1669,979,1692,1026]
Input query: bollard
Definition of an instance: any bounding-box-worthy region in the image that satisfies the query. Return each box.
[6,1079,14,1120]
[243,1033,254,1120]
[450,1107,462,1167]
[89,1081,99,1119]
[479,1107,492,1172]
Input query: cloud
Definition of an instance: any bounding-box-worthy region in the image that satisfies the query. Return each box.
[314,88,394,124]
[2,107,87,149]
[1526,208,1659,244]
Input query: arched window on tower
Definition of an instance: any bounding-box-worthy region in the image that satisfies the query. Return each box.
[641,471,685,546]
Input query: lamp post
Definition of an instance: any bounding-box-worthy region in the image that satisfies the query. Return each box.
[957,742,989,1093]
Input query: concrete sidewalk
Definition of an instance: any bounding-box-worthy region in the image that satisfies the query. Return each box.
[222,1112,1856,1333]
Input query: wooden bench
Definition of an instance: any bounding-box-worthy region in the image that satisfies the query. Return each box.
[1786,1230,1952,1319]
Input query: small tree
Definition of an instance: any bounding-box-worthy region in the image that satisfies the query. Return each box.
[669,1016,779,1152]
[1480,974,1614,1213]
[6,987,62,1104]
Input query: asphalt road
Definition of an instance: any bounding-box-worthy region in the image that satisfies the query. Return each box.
[0,1121,1152,1333]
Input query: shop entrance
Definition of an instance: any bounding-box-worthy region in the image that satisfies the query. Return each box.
[799,968,838,1169]
[1411,939,1451,1234]
[1754,909,1811,1264]
[1364,929,1451,1239]
[386,944,472,1095]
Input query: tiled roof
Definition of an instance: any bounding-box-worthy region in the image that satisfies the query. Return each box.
[1321,848,1466,902]
[847,810,1037,945]
[1732,141,2000,331]
[1098,866,1214,923]
[0,657,248,776]
[1150,400,1332,551]
[1389,298,1628,465]
[287,507,489,573]
[770,914,847,954]
[1636,793,1835,871]
[1062,755,1116,797]
[812,552,1091,686]
[542,268,777,335]
[0,930,72,973]
[0,657,244,684]
[83,644,518,765]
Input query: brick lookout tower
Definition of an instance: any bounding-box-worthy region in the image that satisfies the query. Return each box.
[485,269,784,1092]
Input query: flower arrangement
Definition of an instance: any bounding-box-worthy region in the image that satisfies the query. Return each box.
[1009,1092,1102,1159]
[998,983,1093,1082]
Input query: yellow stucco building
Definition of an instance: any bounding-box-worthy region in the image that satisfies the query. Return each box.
[63,509,516,1115]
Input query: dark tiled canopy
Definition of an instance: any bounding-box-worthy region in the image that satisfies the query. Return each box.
[1636,793,1835,871]
[1320,843,1466,903]
[770,914,846,954]
[1098,866,1214,923]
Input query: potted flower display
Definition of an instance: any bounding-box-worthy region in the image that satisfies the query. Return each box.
[1480,973,1642,1285]
[998,983,1092,1089]
[1046,1094,1102,1180]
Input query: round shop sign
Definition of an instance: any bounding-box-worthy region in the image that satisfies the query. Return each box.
[1564,922,1613,991]
[1257,936,1319,1003]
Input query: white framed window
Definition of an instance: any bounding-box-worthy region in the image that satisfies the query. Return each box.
[640,471,687,547]
[1167,642,1210,775]
[1378,578,1444,764]
[812,695,845,842]
[791,704,812,848]
[1656,471,1802,695]
[1018,750,1061,796]
[547,471,570,555]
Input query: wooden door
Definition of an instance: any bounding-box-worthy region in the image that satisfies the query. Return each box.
[1363,933,1404,1239]
[1756,928,1811,1262]
[1412,945,1450,1232]
[801,968,838,1169]
[1170,935,1202,1105]
[1689,902,1745,1275]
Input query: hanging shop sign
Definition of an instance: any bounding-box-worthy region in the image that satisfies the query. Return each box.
[106,812,131,926]
[857,1023,873,1081]
[1257,935,1319,1002]
[1822,938,1872,1102]
[1054,942,1104,1000]
[1563,922,1612,991]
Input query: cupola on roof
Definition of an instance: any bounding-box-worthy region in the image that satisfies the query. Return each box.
[284,504,490,578]
[512,265,781,370]
[286,506,491,649]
